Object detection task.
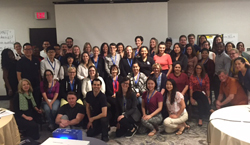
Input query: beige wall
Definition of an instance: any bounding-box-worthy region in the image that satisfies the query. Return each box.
[168,0,250,48]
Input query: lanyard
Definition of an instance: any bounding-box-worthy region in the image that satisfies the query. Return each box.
[67,64,75,68]
[47,58,56,72]
[134,73,140,84]
[156,73,162,91]
[127,58,133,68]
[48,81,53,94]
[202,58,209,65]
[197,76,203,88]
[123,95,126,111]
[135,50,139,57]
[111,54,117,65]
[113,76,118,91]
[69,79,75,91]
[147,90,155,104]
[93,57,99,68]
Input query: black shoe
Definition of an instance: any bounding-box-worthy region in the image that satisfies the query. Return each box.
[125,125,138,138]
[101,136,109,142]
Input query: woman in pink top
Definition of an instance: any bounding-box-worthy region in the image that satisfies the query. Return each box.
[40,69,60,130]
[185,44,198,77]
[163,79,189,135]
[153,42,173,77]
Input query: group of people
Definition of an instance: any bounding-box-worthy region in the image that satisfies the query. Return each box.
[1,34,250,142]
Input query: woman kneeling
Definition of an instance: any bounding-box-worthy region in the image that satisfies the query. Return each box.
[163,79,189,135]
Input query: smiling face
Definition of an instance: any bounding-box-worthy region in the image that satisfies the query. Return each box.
[121,80,130,93]
[235,59,245,71]
[174,64,181,73]
[67,94,77,107]
[110,45,117,54]
[202,42,210,50]
[23,45,33,57]
[68,68,76,78]
[179,37,187,46]
[216,37,222,44]
[93,47,100,57]
[103,44,108,53]
[153,65,161,75]
[47,50,56,59]
[188,36,195,45]
[135,38,143,47]
[82,53,89,63]
[174,44,181,54]
[150,39,156,48]
[22,80,30,93]
[8,50,15,60]
[73,46,80,56]
[199,36,206,45]
[158,44,166,54]
[66,39,73,48]
[89,67,96,77]
[14,43,22,54]
[111,66,118,76]
[201,50,209,59]
[67,57,74,65]
[92,80,101,93]
[132,63,140,74]
[147,80,156,91]
[218,72,228,83]
[140,47,148,58]
[186,46,192,55]
[237,43,244,52]
[166,80,173,92]
[195,65,202,75]
[117,45,124,53]
[42,41,50,49]
[126,46,132,57]
[229,49,239,60]
[45,71,53,82]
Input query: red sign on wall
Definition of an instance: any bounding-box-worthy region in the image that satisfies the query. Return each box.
[35,12,47,19]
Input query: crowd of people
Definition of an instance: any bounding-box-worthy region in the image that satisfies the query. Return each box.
[1,34,250,142]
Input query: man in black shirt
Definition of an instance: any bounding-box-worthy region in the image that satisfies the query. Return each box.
[86,78,109,142]
[17,43,41,106]
[55,92,85,129]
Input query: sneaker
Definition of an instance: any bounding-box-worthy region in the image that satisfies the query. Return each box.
[101,136,109,142]
[125,125,138,138]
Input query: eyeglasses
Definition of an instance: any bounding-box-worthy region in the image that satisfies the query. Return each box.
[229,53,236,56]
[68,72,76,73]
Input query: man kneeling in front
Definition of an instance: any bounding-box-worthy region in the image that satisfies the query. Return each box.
[86,78,109,142]
[55,91,85,129]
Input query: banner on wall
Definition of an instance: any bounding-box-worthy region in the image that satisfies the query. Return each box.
[0,29,15,52]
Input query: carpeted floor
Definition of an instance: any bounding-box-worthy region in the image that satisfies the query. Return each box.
[0,99,209,145]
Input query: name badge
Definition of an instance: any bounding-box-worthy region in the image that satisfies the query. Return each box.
[135,88,139,93]
[147,61,150,65]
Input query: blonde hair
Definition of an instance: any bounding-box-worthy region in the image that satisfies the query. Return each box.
[67,66,76,73]
[18,79,33,93]
[152,63,162,71]
[230,48,239,54]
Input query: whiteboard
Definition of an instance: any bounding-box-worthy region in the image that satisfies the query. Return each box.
[0,29,15,52]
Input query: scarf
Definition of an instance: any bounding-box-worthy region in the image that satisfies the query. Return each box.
[19,92,37,111]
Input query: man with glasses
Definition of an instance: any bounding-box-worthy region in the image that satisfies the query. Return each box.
[86,78,109,142]
[17,43,41,106]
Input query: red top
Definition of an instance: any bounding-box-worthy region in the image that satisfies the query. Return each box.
[142,91,163,114]
[168,73,189,94]
[189,74,210,92]
[153,54,172,70]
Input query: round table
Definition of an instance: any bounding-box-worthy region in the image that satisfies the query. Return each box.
[0,113,20,145]
[208,105,250,145]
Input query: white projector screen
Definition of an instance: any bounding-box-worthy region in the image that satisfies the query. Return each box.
[55,2,168,49]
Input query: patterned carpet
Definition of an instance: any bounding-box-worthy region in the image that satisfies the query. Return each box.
[0,99,209,145]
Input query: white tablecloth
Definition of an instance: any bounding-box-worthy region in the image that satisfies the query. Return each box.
[208,105,250,145]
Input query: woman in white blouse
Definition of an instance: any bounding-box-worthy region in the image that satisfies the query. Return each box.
[163,79,189,135]
[82,66,105,99]
[40,47,62,80]
[77,52,93,80]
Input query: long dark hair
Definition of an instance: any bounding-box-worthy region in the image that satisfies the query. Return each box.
[193,63,206,79]
[234,57,249,69]
[164,79,178,104]
[117,77,133,99]
[185,44,196,58]
[87,65,99,78]
[43,69,54,92]
[1,48,16,70]
[100,42,109,57]
[146,76,157,90]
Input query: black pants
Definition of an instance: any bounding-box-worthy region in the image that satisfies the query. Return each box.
[213,75,221,100]
[107,96,117,126]
[116,117,135,137]
[193,91,211,119]
[15,117,40,140]
[87,117,109,138]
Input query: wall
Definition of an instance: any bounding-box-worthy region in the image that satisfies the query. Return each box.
[0,0,61,95]
[168,0,250,48]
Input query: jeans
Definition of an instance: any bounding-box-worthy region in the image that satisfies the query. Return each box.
[42,100,60,126]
